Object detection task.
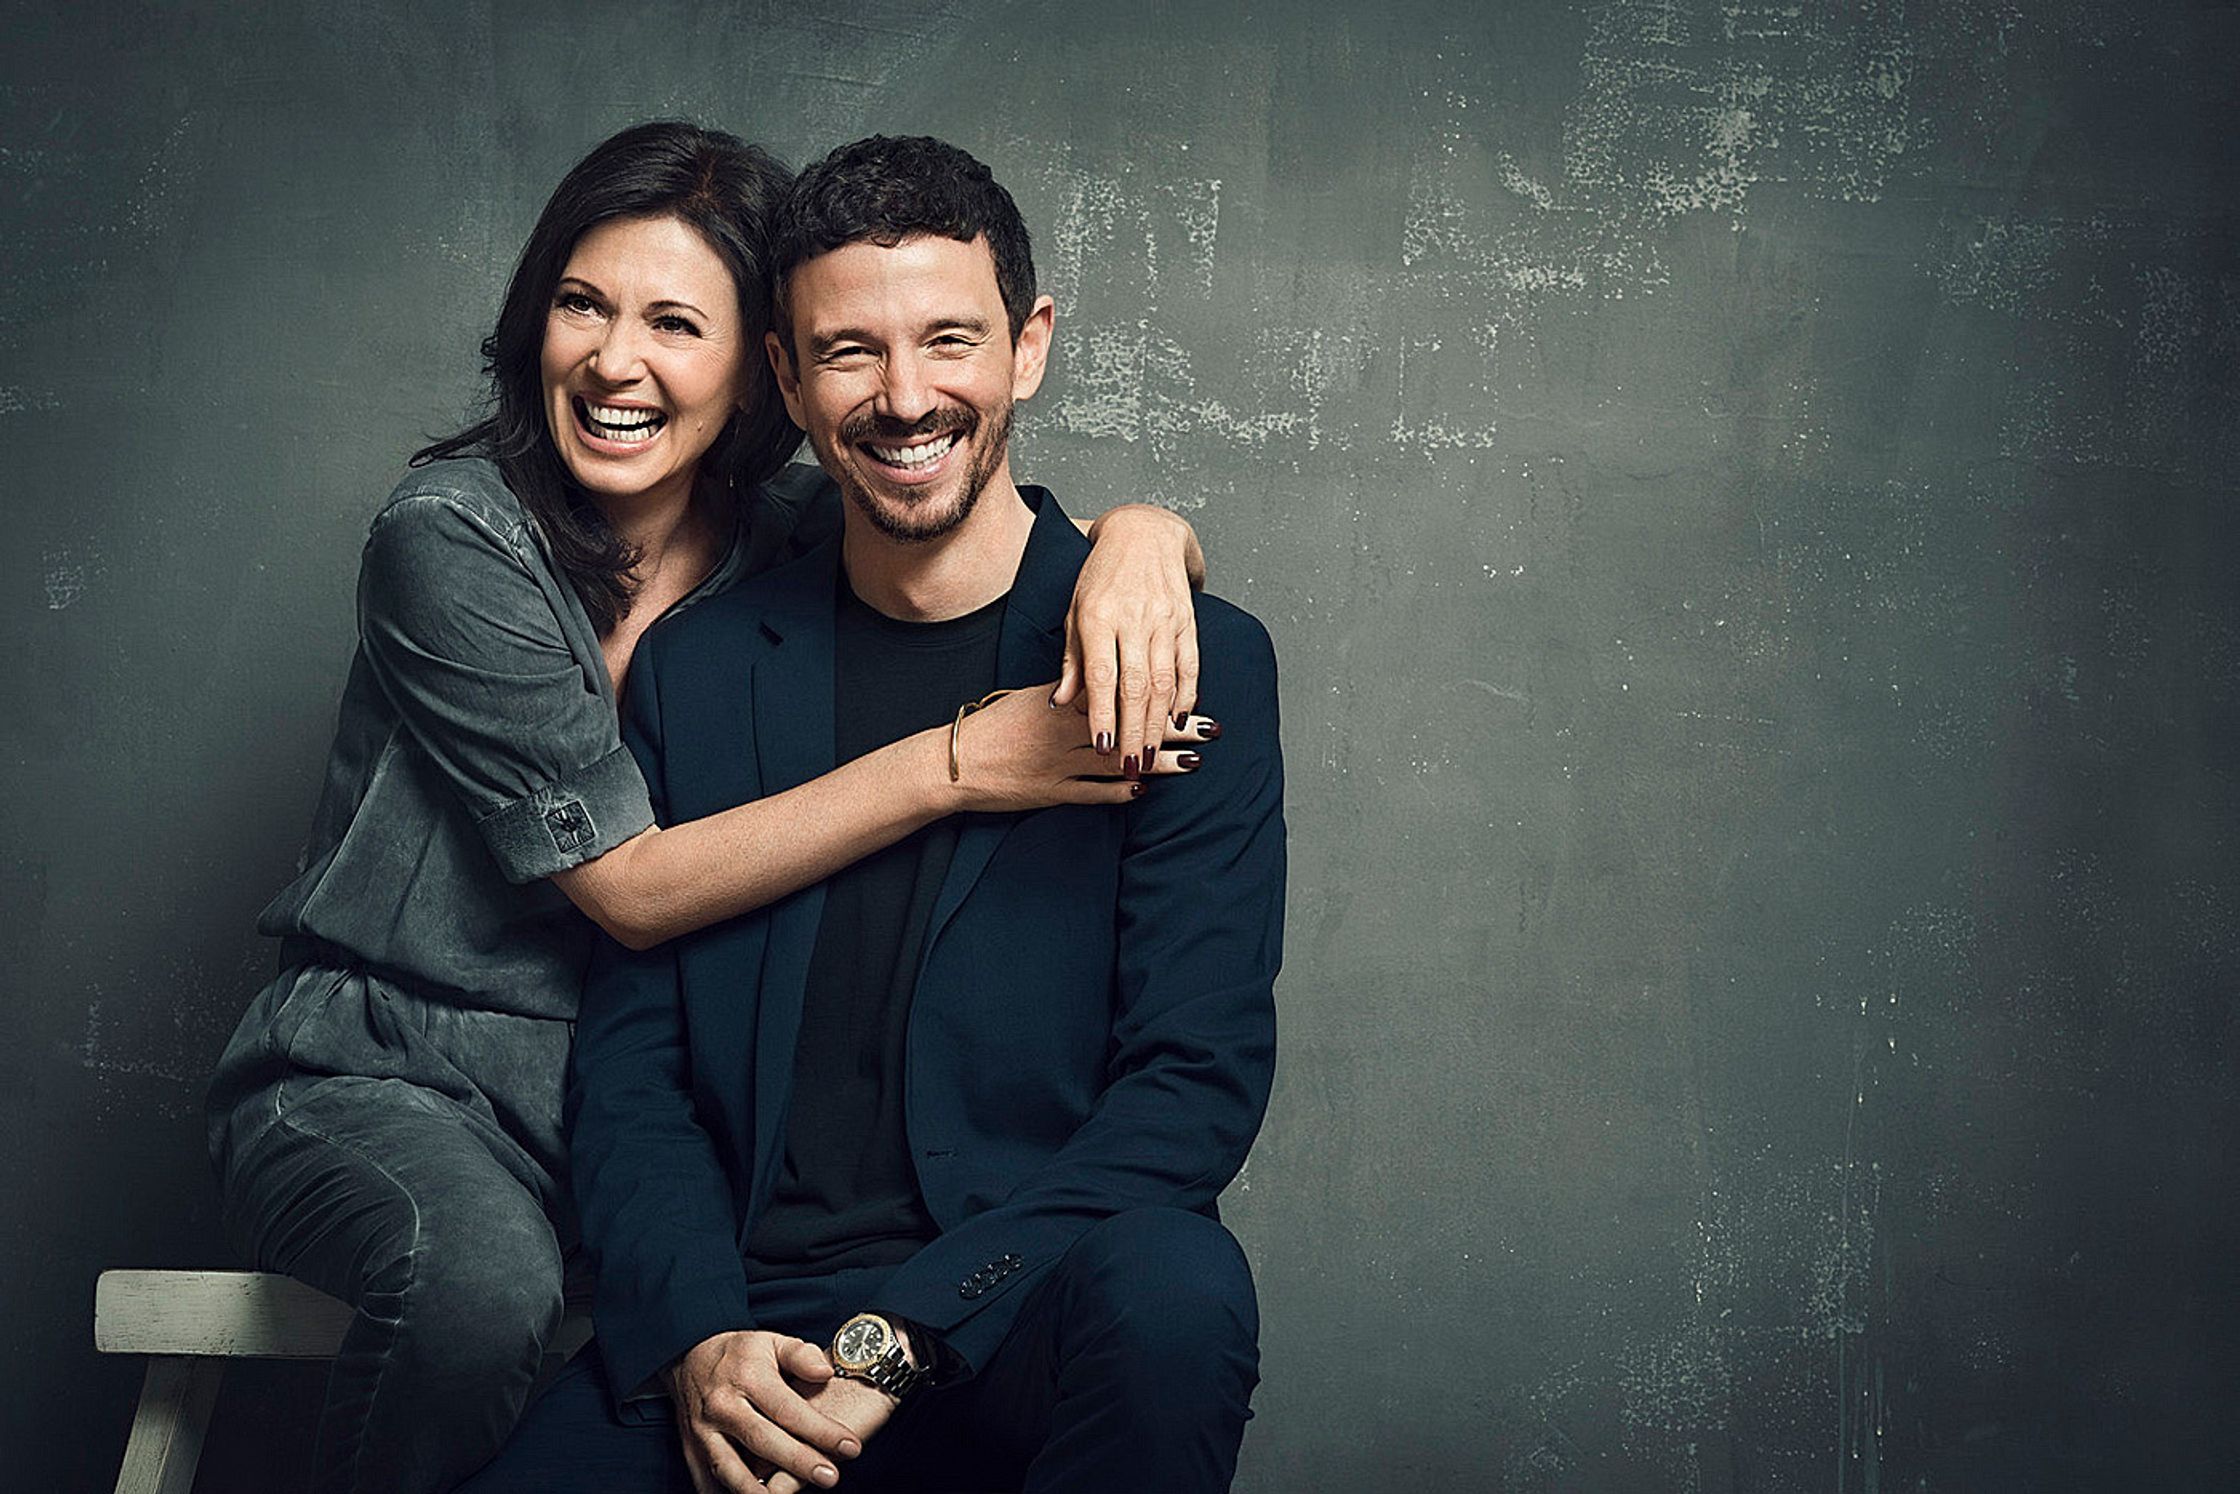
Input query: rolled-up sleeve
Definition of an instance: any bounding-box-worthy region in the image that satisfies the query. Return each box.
[357,491,654,883]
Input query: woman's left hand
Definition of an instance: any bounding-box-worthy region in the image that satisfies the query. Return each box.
[1056,503,1204,776]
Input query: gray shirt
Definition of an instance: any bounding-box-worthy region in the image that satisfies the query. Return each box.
[257,456,836,1019]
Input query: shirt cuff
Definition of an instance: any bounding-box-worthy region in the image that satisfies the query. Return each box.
[475,743,657,884]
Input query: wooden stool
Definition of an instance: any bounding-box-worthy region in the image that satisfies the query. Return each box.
[94,1269,591,1494]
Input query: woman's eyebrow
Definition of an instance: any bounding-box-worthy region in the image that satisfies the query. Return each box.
[646,298,710,320]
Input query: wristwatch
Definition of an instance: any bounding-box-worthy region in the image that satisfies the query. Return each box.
[830,1312,930,1400]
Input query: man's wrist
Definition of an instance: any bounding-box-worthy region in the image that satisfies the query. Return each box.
[830,1310,935,1399]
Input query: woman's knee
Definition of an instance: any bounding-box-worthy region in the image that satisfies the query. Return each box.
[387,1207,565,1373]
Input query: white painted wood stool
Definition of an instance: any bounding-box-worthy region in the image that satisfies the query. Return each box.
[94,1269,590,1494]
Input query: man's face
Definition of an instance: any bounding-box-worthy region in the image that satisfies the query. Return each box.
[769,233,1052,543]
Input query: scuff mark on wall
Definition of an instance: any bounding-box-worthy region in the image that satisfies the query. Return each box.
[42,546,91,610]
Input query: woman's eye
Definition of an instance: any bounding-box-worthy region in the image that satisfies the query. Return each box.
[554,292,600,316]
[653,315,701,336]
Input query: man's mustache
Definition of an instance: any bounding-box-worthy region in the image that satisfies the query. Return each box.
[840,406,976,445]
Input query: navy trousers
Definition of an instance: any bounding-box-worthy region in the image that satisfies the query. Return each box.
[460,1207,1261,1494]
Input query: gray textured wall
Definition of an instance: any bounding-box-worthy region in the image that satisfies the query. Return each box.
[8,2,2236,1490]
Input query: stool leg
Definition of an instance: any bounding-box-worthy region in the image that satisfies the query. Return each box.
[112,1357,224,1494]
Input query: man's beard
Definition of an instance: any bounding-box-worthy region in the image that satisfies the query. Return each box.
[824,400,1013,544]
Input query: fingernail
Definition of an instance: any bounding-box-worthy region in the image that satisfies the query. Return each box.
[815,1465,839,1488]
[1130,781,1146,798]
[1177,751,1201,770]
[838,1439,862,1459]
[1096,731,1114,754]
[1196,720,1221,740]
[1172,711,1191,730]
[1122,754,1140,781]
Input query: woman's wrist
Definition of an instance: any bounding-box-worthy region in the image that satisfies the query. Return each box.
[900,724,965,819]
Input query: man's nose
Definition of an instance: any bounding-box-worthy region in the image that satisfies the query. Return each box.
[874,355,937,425]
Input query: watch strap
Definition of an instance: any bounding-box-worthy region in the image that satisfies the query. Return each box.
[848,1344,930,1399]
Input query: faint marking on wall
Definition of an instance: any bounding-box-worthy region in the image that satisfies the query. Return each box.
[42,546,91,610]
[1037,160,1292,468]
[0,386,59,415]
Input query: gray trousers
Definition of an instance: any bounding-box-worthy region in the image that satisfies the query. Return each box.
[207,961,579,1494]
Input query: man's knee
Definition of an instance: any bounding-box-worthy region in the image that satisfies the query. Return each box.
[1060,1207,1259,1366]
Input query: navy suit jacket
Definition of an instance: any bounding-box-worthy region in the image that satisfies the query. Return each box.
[566,488,1285,1400]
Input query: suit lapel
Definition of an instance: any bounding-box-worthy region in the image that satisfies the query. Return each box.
[920,489,1088,955]
[739,538,841,1212]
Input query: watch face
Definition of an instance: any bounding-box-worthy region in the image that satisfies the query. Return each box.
[835,1315,890,1367]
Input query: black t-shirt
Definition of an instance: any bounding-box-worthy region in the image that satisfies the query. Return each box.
[742,577,1005,1283]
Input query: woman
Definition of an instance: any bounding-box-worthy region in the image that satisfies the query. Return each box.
[205,121,1214,1494]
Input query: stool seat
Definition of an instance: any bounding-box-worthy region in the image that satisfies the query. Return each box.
[95,1269,590,1494]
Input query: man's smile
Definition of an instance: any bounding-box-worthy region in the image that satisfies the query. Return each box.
[847,411,975,488]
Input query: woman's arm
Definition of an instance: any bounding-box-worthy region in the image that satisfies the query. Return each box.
[554,686,1213,951]
[564,503,1215,951]
[552,726,951,951]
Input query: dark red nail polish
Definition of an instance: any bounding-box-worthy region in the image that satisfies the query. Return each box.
[1177,751,1201,770]
[1130,781,1145,798]
[1196,721,1221,740]
[1122,754,1140,781]
[1172,712,1191,730]
[1096,731,1115,754]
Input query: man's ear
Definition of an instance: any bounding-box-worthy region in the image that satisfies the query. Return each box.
[1009,295,1057,402]
[765,330,809,432]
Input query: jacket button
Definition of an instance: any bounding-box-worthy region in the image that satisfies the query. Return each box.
[959,1282,984,1300]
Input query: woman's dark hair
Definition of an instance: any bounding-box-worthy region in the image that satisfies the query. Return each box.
[772,135,1037,356]
[414,121,797,634]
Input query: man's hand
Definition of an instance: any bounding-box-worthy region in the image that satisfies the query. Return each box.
[666,1330,864,1494]
[754,1376,902,1494]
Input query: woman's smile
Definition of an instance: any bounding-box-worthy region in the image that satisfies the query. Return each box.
[572,397,668,449]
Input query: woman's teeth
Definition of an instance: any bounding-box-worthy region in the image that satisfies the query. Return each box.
[581,401,665,443]
[868,431,959,469]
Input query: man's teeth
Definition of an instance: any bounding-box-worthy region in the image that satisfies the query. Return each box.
[868,431,959,468]
[584,403,665,442]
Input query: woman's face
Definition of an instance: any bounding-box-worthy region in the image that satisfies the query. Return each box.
[540,214,750,512]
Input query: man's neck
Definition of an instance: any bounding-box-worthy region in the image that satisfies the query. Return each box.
[842,474,1037,622]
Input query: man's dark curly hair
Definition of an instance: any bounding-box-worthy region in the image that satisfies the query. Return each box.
[773,135,1037,354]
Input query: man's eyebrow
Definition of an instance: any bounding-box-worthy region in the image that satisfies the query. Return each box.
[807,327,876,359]
[808,316,993,358]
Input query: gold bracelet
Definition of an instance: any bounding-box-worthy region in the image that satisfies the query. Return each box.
[949,689,1017,783]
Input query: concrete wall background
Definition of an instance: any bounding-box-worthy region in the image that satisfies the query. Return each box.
[6,2,2236,1488]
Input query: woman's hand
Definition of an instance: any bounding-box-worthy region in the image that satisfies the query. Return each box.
[1058,504,1205,777]
[943,684,1219,813]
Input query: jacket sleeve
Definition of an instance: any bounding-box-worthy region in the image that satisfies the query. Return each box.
[357,488,653,882]
[564,634,757,1400]
[869,601,1286,1374]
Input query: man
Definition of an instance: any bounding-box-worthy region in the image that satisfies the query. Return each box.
[466,135,1284,1494]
